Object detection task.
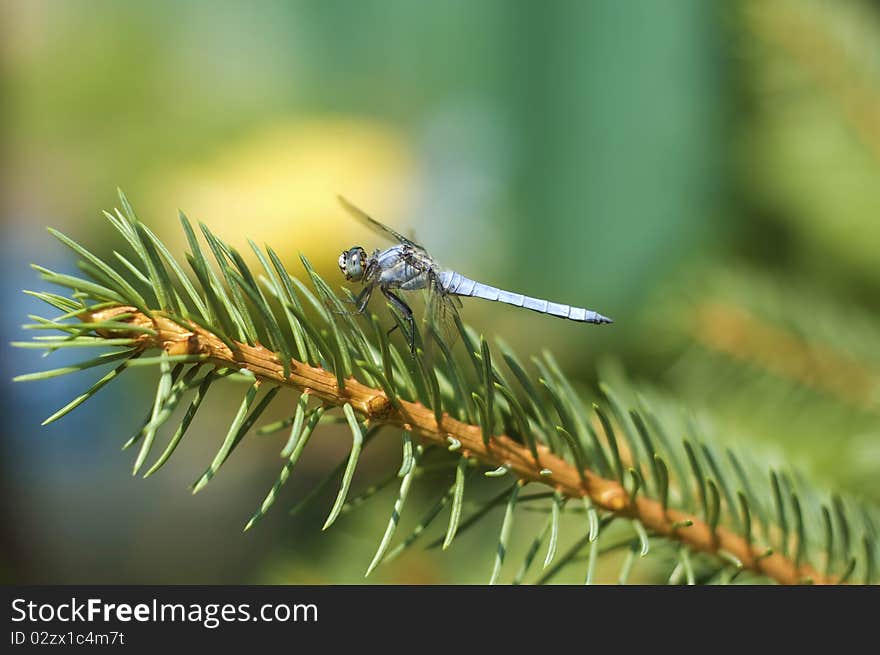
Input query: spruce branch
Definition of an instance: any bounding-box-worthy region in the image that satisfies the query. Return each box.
[693,303,880,414]
[12,190,878,585]
[61,302,831,585]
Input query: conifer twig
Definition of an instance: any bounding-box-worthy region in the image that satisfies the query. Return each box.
[82,304,837,585]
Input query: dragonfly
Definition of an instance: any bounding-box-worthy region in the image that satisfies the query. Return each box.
[336,196,612,352]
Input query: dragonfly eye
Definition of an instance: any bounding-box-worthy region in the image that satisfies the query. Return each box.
[339,247,366,281]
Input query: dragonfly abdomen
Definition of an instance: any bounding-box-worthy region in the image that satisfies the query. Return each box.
[439,271,612,324]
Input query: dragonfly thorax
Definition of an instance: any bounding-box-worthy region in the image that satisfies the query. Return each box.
[338,246,368,281]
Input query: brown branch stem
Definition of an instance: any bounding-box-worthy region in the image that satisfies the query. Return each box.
[87,305,836,585]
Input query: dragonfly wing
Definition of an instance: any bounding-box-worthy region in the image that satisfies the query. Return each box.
[337,195,424,251]
[425,275,461,348]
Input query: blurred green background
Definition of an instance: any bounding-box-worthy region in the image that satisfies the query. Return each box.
[2,0,879,584]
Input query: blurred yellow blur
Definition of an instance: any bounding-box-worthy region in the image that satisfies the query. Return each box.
[152,117,418,270]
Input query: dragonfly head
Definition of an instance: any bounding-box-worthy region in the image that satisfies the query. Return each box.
[338,246,367,281]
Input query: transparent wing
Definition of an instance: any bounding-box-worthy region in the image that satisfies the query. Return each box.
[425,275,462,348]
[337,195,426,251]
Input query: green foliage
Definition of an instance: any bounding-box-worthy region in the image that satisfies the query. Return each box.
[12,190,880,584]
[650,266,880,501]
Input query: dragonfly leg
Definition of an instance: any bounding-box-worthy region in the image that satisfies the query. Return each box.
[382,288,416,354]
[333,285,374,315]
[354,285,373,313]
